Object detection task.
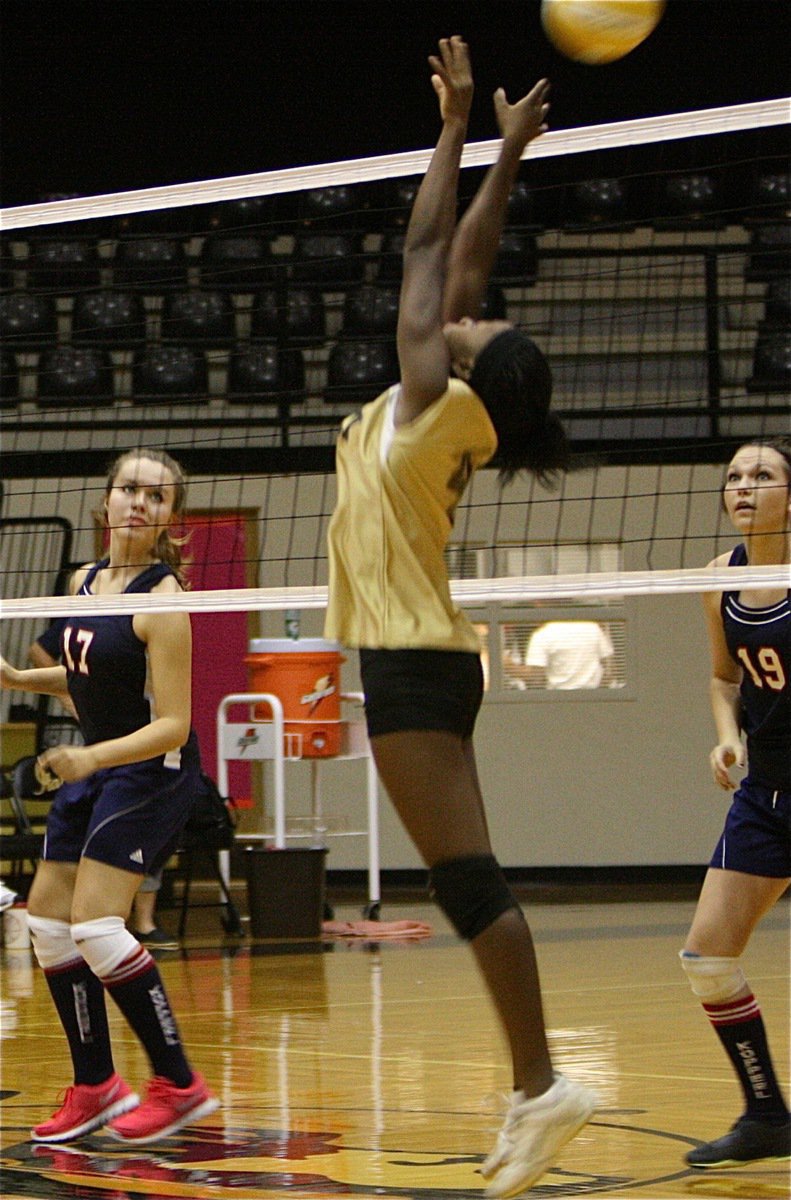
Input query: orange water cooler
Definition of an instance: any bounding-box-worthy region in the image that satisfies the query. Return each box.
[244,638,345,758]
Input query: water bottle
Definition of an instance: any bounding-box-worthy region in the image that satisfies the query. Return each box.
[284,609,300,641]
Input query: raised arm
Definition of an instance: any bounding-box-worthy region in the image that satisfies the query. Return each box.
[442,78,549,324]
[395,36,473,424]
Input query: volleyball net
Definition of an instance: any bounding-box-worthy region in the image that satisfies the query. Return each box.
[1,95,789,671]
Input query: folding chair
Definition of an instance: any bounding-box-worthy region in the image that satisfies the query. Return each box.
[174,776,243,938]
[0,756,52,893]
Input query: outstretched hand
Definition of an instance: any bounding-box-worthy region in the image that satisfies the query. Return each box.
[493,77,550,149]
[429,35,473,123]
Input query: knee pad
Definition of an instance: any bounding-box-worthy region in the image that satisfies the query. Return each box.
[429,854,519,941]
[71,916,147,982]
[679,950,746,1002]
[28,915,81,972]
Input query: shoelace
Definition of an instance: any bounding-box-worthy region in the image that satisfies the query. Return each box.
[50,1086,76,1112]
[481,1092,520,1174]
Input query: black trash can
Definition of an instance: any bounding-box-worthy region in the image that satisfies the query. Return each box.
[244,846,328,939]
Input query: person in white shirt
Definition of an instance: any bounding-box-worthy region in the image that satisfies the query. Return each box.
[524,620,614,689]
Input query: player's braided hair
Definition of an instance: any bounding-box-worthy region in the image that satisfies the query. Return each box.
[468,329,570,487]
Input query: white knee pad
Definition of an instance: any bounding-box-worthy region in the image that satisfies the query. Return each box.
[679,950,746,1002]
[71,916,144,981]
[28,915,81,971]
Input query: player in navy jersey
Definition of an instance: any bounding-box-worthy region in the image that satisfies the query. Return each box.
[679,437,790,1170]
[1,448,218,1145]
[29,618,176,948]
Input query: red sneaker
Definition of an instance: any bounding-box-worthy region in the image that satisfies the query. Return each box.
[107,1072,218,1145]
[32,1074,139,1142]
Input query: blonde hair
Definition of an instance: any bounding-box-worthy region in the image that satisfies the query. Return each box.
[104,448,191,588]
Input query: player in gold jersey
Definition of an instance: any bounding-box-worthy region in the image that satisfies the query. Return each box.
[326,36,596,1198]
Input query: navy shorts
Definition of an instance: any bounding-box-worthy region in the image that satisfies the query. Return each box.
[44,733,201,877]
[359,648,484,739]
[710,777,791,878]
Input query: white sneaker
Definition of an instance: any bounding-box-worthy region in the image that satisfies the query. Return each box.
[0,882,18,912]
[481,1073,597,1198]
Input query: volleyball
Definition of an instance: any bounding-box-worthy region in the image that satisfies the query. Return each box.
[540,0,666,65]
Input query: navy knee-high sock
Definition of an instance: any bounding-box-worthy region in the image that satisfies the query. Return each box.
[43,961,115,1086]
[29,915,115,1087]
[103,949,193,1087]
[703,994,790,1122]
[72,916,193,1089]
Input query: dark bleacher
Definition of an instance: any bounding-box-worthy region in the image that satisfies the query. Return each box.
[2,165,789,477]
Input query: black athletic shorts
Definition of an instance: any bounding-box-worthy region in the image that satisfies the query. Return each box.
[359,648,484,739]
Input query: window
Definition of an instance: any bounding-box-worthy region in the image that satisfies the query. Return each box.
[501,617,626,691]
[448,540,630,699]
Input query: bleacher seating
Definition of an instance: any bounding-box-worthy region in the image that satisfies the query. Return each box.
[132,344,208,399]
[326,338,398,404]
[199,233,275,290]
[290,232,365,287]
[492,230,539,283]
[26,237,102,290]
[37,345,114,405]
[570,178,630,228]
[297,184,368,230]
[746,220,791,282]
[341,283,399,338]
[375,231,406,282]
[0,293,57,351]
[0,235,15,289]
[162,289,236,345]
[227,342,305,404]
[1,349,18,406]
[751,170,790,217]
[71,290,146,344]
[113,236,189,288]
[381,179,419,230]
[659,172,723,230]
[762,278,791,328]
[207,196,276,230]
[251,286,325,345]
[748,328,791,392]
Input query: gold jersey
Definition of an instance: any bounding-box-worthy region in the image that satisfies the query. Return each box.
[325,379,497,651]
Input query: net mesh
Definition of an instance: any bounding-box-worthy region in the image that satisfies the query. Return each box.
[1,98,789,636]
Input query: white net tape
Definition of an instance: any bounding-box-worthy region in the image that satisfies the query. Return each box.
[2,565,789,621]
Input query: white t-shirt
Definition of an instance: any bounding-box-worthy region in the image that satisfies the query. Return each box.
[525,621,614,689]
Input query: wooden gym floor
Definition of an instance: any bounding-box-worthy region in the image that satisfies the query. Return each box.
[2,889,789,1199]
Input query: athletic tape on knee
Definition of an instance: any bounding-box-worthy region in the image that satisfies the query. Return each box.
[71,916,150,981]
[679,950,746,1002]
[27,914,82,971]
[429,853,519,941]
